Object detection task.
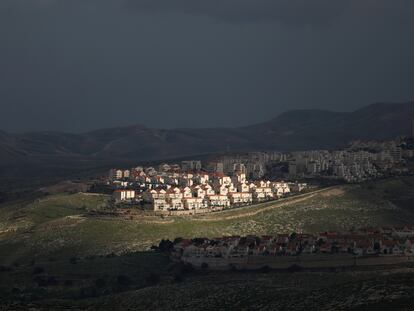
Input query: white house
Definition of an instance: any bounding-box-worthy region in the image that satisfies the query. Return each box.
[216,184,229,196]
[228,192,252,205]
[192,186,206,199]
[194,173,209,185]
[183,197,208,210]
[153,198,169,211]
[113,189,135,203]
[237,182,250,193]
[201,184,215,196]
[166,187,183,200]
[168,198,184,210]
[143,189,167,202]
[232,172,246,184]
[206,195,230,210]
[181,187,193,199]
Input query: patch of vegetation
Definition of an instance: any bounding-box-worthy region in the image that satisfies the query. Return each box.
[2,177,414,264]
[0,177,414,309]
[80,269,414,310]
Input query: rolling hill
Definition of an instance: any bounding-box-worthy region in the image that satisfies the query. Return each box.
[1,177,414,261]
[1,177,414,310]
[0,102,413,180]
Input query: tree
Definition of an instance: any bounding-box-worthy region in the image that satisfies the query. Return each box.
[32,267,44,275]
[174,274,184,283]
[64,280,74,287]
[158,239,174,253]
[145,273,160,286]
[182,263,194,274]
[229,263,237,272]
[287,264,303,273]
[47,276,58,286]
[316,238,325,246]
[95,278,106,288]
[33,276,47,287]
[117,275,131,286]
[173,237,183,245]
[192,238,205,246]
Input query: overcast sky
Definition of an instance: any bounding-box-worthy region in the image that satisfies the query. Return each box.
[1,0,414,133]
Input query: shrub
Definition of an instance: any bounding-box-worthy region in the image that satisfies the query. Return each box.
[173,274,184,283]
[64,280,74,287]
[117,275,131,286]
[33,267,44,275]
[145,273,160,286]
[47,276,58,286]
[33,276,47,287]
[173,237,183,244]
[287,264,303,273]
[33,275,58,287]
[158,239,174,253]
[228,263,237,272]
[183,263,194,273]
[95,278,106,288]
[0,266,12,272]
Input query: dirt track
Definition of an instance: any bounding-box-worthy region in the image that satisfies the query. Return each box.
[87,186,339,225]
[192,186,338,222]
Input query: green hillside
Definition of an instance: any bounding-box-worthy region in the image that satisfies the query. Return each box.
[1,177,414,309]
[1,177,414,265]
[88,269,414,311]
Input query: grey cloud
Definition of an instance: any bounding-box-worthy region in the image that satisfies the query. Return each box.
[124,0,414,27]
[0,0,414,132]
[124,0,348,26]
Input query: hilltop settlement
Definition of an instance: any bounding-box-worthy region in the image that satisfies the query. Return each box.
[105,136,414,215]
[108,162,307,215]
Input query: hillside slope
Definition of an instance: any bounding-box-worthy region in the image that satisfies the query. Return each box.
[1,178,414,310]
[246,102,414,150]
[0,102,413,179]
[1,177,414,262]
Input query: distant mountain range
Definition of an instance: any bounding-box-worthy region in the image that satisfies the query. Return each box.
[1,102,413,181]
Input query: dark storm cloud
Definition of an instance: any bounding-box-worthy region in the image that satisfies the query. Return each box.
[0,0,414,132]
[124,0,414,26]
[124,0,347,26]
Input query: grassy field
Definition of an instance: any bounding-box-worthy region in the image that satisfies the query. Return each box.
[1,177,414,309]
[88,268,414,311]
[3,265,414,310]
[1,177,414,265]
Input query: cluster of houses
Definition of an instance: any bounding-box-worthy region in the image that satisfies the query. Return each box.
[200,136,414,184]
[110,166,307,213]
[141,173,295,212]
[173,227,414,261]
